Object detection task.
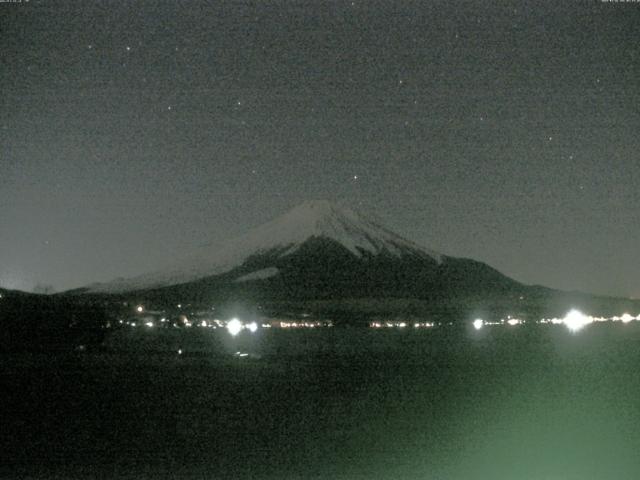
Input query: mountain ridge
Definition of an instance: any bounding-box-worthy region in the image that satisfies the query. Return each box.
[57,201,640,320]
[84,200,445,294]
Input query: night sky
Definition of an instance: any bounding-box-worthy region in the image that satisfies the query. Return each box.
[2,0,639,297]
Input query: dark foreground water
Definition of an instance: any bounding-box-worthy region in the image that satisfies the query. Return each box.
[2,324,640,479]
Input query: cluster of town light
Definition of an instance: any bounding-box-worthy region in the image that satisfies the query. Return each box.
[279,321,332,328]
[471,309,640,333]
[370,321,436,328]
[563,309,591,332]
[130,304,639,335]
[226,318,259,336]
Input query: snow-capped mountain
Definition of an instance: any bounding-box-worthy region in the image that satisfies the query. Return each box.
[86,200,444,294]
[62,200,640,320]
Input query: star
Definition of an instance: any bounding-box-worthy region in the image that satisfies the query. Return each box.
[126,46,131,51]
[353,175,359,180]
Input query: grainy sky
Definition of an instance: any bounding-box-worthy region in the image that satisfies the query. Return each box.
[1,0,639,296]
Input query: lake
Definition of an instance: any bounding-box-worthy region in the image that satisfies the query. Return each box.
[2,323,640,479]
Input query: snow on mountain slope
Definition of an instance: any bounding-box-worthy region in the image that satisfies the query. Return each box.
[234,267,280,283]
[86,200,442,293]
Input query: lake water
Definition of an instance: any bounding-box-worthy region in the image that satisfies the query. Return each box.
[2,323,640,479]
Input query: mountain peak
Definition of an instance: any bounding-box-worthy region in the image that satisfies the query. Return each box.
[274,200,366,236]
[86,201,442,293]
[251,200,440,259]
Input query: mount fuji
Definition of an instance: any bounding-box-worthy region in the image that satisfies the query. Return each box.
[79,200,522,303]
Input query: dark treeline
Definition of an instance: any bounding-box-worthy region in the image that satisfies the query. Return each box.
[0,294,109,352]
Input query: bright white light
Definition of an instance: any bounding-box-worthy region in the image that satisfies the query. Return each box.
[621,313,633,324]
[507,318,520,326]
[473,318,484,330]
[177,348,182,355]
[200,320,208,327]
[398,322,407,328]
[227,318,243,336]
[136,305,144,313]
[563,309,591,332]
[246,322,258,333]
[145,321,154,328]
